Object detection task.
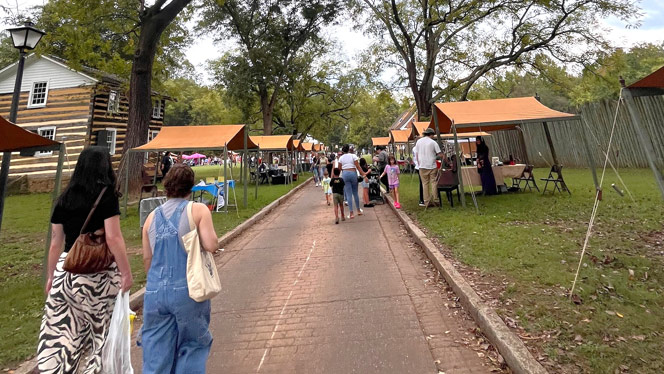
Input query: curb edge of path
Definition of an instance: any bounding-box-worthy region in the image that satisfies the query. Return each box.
[14,177,313,374]
[381,192,548,374]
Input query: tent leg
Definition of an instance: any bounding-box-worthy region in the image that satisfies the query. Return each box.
[580,122,600,194]
[453,125,466,208]
[255,151,258,199]
[243,130,248,208]
[0,151,11,234]
[153,152,160,186]
[516,126,530,165]
[43,143,66,284]
[224,145,228,214]
[542,121,560,166]
[122,157,130,219]
[623,89,664,199]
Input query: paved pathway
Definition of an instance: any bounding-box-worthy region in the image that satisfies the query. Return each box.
[131,183,495,373]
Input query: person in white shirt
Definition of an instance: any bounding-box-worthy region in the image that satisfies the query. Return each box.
[415,128,445,207]
[338,144,369,219]
[412,142,424,206]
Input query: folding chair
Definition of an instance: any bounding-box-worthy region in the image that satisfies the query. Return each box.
[512,165,539,192]
[540,165,571,195]
[436,156,460,207]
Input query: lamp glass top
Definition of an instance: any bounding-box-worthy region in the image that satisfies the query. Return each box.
[8,23,45,50]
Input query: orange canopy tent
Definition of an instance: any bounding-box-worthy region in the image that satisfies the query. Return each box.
[389,129,414,144]
[0,116,63,260]
[249,135,294,151]
[129,125,258,212]
[427,97,599,207]
[300,142,314,151]
[413,121,432,136]
[372,137,390,147]
[293,139,305,152]
[624,65,664,198]
[431,97,578,134]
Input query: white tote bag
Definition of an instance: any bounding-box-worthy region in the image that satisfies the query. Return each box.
[102,291,134,374]
[182,202,222,302]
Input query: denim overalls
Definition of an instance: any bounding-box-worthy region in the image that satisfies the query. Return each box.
[141,200,212,374]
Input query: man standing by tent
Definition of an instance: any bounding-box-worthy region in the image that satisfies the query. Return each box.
[160,151,173,177]
[415,128,444,207]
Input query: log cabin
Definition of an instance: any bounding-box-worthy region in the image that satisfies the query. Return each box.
[0,54,166,192]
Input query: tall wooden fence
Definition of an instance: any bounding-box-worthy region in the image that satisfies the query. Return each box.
[484,95,664,169]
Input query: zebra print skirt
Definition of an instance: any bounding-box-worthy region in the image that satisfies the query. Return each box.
[38,252,121,374]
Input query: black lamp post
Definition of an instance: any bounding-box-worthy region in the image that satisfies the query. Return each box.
[0,21,45,232]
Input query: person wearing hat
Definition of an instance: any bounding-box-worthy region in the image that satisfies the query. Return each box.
[415,128,445,207]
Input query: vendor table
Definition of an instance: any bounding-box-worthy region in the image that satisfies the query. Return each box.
[459,164,526,188]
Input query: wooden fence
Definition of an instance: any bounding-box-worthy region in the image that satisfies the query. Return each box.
[484,95,664,169]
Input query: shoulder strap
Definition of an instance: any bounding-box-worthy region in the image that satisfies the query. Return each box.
[186,201,196,232]
[80,186,108,234]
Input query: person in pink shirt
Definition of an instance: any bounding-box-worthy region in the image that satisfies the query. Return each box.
[380,155,401,209]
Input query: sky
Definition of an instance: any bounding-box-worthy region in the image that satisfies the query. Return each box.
[1,0,662,83]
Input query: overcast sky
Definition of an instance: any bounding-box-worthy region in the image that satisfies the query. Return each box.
[2,0,663,84]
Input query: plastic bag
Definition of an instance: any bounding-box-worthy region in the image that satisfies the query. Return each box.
[102,291,134,374]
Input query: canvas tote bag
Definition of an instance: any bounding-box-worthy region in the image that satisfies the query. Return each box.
[182,202,221,302]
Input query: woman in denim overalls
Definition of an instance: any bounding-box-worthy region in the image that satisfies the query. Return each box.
[140,164,219,374]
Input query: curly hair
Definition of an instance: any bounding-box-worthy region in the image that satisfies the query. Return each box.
[163,163,195,198]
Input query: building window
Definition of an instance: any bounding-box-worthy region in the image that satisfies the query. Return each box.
[106,128,117,155]
[28,81,49,108]
[108,90,120,113]
[36,126,56,156]
[152,99,162,119]
[149,130,160,141]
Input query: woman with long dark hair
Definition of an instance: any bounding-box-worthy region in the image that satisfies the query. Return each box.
[476,136,497,195]
[38,147,133,374]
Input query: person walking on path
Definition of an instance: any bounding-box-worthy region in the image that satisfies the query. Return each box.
[373,146,389,191]
[140,164,219,374]
[412,141,425,206]
[321,169,332,206]
[318,152,328,181]
[415,128,445,207]
[38,147,133,374]
[338,145,369,219]
[359,157,373,208]
[311,154,320,186]
[476,136,497,195]
[330,168,346,224]
[380,155,402,209]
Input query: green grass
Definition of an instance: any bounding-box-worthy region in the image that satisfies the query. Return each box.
[398,168,664,373]
[0,167,309,369]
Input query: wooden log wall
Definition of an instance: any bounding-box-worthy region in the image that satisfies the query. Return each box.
[0,86,94,177]
[89,84,164,168]
[485,95,664,169]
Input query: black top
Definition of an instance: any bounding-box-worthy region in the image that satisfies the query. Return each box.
[161,155,172,175]
[330,177,345,195]
[51,187,120,252]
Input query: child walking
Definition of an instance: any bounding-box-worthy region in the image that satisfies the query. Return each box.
[330,168,346,224]
[380,155,401,209]
[321,170,332,205]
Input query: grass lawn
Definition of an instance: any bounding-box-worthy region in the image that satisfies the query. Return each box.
[0,166,309,369]
[398,168,663,373]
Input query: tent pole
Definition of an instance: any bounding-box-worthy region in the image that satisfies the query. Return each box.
[243,129,248,208]
[622,88,664,199]
[153,152,160,185]
[580,120,600,195]
[122,155,130,219]
[542,121,560,166]
[224,144,228,214]
[43,143,66,284]
[453,124,466,207]
[255,150,258,199]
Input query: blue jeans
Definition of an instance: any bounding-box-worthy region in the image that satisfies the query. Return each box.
[342,170,360,213]
[142,283,212,374]
[141,201,212,374]
[311,165,320,182]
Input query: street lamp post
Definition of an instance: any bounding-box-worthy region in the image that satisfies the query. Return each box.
[0,21,45,232]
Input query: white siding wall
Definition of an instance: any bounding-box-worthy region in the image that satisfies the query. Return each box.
[0,57,96,94]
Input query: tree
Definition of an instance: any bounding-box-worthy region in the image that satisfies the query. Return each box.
[200,0,342,135]
[354,0,636,119]
[163,78,245,126]
[120,0,195,194]
[346,89,408,150]
[36,0,193,86]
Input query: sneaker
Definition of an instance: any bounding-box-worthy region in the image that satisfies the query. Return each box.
[335,218,339,224]
[418,202,425,207]
[342,215,346,221]
[395,202,401,209]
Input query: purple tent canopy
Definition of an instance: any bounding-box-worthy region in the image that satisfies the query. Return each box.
[182,153,206,160]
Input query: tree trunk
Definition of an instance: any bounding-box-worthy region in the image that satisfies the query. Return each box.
[261,93,273,135]
[117,0,192,196]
